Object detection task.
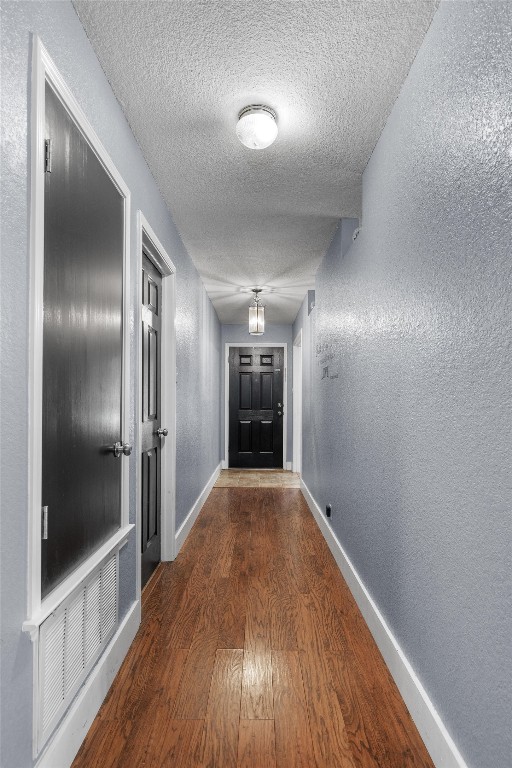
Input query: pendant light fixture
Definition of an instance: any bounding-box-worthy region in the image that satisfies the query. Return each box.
[236,105,278,150]
[248,289,265,335]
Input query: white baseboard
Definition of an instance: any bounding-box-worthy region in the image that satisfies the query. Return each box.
[36,599,141,768]
[175,463,221,554]
[300,479,468,768]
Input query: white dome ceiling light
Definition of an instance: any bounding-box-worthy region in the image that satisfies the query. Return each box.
[236,105,278,150]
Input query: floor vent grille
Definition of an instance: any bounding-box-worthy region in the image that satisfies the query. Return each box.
[37,552,119,750]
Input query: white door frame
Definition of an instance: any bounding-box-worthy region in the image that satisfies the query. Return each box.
[292,330,303,475]
[224,342,287,469]
[25,39,133,755]
[136,212,177,601]
[25,37,132,629]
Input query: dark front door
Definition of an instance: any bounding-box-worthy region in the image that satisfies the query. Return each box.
[228,347,284,468]
[140,253,163,588]
[42,82,125,597]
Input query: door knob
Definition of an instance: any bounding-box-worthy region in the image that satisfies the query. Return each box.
[110,441,132,458]
[278,411,282,416]
[156,427,168,437]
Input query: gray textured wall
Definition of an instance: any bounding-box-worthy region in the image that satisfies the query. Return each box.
[220,325,293,463]
[294,4,512,767]
[0,3,220,765]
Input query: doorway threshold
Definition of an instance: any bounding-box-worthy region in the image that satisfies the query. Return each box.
[214,469,300,489]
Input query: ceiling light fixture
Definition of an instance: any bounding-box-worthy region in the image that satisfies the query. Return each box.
[236,105,278,150]
[248,289,265,335]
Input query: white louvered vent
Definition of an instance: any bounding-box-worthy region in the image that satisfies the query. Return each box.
[37,553,118,751]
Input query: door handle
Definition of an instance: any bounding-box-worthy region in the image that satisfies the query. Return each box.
[156,427,168,437]
[110,441,132,458]
[278,411,283,416]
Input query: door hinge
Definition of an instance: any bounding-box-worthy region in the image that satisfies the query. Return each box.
[44,139,52,173]
[41,506,48,540]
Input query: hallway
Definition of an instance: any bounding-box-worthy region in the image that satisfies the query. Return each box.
[1,3,510,766]
[72,482,433,768]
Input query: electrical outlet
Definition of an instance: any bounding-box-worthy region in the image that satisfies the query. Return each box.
[325,504,332,518]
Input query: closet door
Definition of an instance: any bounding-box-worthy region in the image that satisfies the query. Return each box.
[41,82,125,597]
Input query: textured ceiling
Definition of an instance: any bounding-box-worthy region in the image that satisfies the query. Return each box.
[74,0,438,324]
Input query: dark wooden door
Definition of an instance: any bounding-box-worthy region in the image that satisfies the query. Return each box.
[140,253,163,588]
[228,347,284,468]
[41,82,124,597]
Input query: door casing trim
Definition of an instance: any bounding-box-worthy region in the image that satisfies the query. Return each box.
[26,35,131,625]
[136,212,177,602]
[223,342,288,469]
[292,330,302,475]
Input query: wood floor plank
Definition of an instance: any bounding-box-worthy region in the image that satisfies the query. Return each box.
[162,583,202,649]
[327,649,389,768]
[213,520,238,577]
[244,576,272,652]
[171,577,229,718]
[299,648,355,768]
[237,720,276,768]
[272,650,317,768]
[98,616,161,722]
[71,717,134,767]
[300,586,348,653]
[218,573,248,649]
[270,492,311,595]
[268,558,299,650]
[152,647,189,710]
[230,526,251,577]
[163,532,225,649]
[248,491,269,577]
[202,649,244,768]
[170,640,216,719]
[145,714,204,768]
[240,650,273,718]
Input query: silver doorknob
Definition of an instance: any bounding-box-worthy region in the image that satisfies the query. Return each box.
[110,441,132,458]
[278,411,282,416]
[156,427,168,437]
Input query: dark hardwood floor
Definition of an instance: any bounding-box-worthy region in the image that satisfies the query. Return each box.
[72,487,434,767]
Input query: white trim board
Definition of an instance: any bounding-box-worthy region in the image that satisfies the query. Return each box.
[300,479,468,768]
[27,35,131,623]
[175,463,221,555]
[223,342,288,469]
[27,37,132,760]
[35,600,140,768]
[22,526,132,637]
[292,329,302,475]
[136,211,177,605]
